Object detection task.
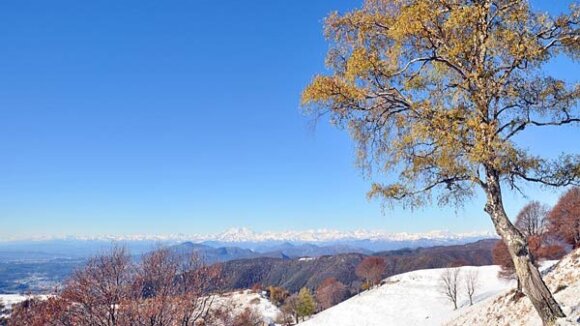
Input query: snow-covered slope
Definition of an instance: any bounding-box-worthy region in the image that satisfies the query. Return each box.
[447,249,580,326]
[300,265,514,326]
[300,254,578,326]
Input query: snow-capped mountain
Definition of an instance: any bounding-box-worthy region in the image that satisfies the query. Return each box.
[1,227,496,244]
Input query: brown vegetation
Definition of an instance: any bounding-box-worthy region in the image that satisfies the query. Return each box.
[355,257,387,289]
[315,277,347,311]
[216,240,496,294]
[267,286,289,307]
[547,187,580,249]
[7,246,231,326]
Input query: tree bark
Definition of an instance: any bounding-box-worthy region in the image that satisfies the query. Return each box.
[484,169,565,325]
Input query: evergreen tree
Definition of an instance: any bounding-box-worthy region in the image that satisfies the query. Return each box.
[296,287,316,321]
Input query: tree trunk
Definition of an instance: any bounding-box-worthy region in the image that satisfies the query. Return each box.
[484,169,564,325]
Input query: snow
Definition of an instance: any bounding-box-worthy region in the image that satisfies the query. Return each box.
[300,265,514,326]
[0,291,281,324]
[0,294,50,309]
[446,250,580,326]
[0,227,495,243]
[209,290,281,324]
[299,258,571,326]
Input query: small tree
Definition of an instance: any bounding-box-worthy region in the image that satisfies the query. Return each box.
[303,1,579,323]
[62,245,134,325]
[268,286,290,306]
[296,288,316,322]
[355,256,387,289]
[440,268,461,310]
[515,201,549,237]
[464,270,479,306]
[548,187,580,249]
[281,294,300,325]
[316,277,348,311]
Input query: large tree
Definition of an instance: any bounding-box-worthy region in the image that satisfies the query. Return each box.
[302,0,579,324]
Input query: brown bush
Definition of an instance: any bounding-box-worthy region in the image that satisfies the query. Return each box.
[355,256,386,288]
[315,277,347,311]
[8,297,75,326]
[7,247,222,326]
[267,286,289,306]
[210,305,263,326]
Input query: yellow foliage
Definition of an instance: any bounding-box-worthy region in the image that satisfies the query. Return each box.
[302,0,580,207]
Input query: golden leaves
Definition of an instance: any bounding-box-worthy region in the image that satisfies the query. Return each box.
[301,75,366,115]
[302,0,580,207]
[345,48,375,82]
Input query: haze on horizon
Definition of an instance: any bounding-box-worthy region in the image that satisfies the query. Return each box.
[0,0,577,239]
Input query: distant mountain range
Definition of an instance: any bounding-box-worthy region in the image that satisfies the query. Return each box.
[169,241,374,264]
[215,239,499,293]
[0,227,496,265]
[0,234,498,294]
[1,227,496,246]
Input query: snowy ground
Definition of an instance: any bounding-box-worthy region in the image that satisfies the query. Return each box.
[446,250,580,326]
[0,294,51,309]
[0,291,281,324]
[209,290,281,324]
[299,257,575,326]
[300,265,514,326]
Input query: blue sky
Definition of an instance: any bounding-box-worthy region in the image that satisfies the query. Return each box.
[0,0,577,239]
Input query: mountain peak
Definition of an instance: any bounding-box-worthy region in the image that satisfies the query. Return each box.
[0,228,496,243]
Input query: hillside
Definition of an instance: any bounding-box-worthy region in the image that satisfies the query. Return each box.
[300,249,579,326]
[299,265,513,326]
[447,249,580,326]
[215,239,496,293]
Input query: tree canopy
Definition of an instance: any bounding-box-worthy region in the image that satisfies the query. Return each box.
[302,0,579,208]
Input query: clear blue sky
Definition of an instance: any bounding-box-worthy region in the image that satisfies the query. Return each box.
[0,0,577,239]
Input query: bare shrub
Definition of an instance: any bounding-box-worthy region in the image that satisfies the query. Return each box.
[210,303,263,326]
[8,246,222,326]
[439,268,461,310]
[464,270,479,306]
[61,245,134,326]
[515,201,549,237]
